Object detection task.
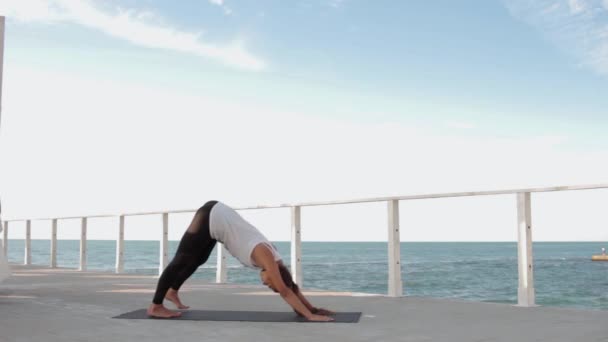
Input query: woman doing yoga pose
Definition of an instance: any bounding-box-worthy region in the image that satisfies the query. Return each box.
[148,201,334,322]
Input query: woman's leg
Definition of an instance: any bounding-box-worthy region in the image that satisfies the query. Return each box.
[147,245,197,318]
[166,201,218,306]
[148,201,218,317]
[170,201,217,289]
[151,250,194,305]
[170,238,217,291]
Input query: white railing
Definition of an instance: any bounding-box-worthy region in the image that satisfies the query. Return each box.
[2,183,608,306]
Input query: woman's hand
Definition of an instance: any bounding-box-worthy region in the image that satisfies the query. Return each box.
[297,307,335,317]
[312,307,335,316]
[307,314,335,322]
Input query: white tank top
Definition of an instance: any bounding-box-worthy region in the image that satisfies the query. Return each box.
[209,201,282,269]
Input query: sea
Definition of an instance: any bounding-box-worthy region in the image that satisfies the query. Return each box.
[4,240,607,311]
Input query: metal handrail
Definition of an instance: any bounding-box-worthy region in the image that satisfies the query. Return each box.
[2,182,607,305]
[3,183,608,222]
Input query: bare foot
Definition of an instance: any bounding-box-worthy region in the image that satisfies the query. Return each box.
[165,288,190,309]
[147,303,182,318]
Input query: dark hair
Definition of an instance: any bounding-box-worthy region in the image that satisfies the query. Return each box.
[278,264,299,293]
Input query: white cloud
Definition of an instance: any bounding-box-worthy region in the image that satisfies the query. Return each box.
[568,0,587,14]
[0,0,262,71]
[543,3,562,14]
[444,121,476,129]
[2,66,608,241]
[208,0,232,16]
[329,0,346,8]
[0,0,62,22]
[505,0,608,76]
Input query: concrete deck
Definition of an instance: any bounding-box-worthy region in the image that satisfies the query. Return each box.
[0,265,606,342]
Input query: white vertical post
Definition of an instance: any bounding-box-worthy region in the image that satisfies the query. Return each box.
[517,192,535,306]
[116,215,125,273]
[50,219,57,268]
[159,213,169,276]
[79,217,87,271]
[0,18,5,259]
[24,220,31,265]
[387,200,403,297]
[0,18,4,258]
[216,243,227,283]
[2,221,7,257]
[291,206,303,286]
[0,16,4,108]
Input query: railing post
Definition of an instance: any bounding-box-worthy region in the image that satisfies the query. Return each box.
[0,16,4,258]
[159,213,169,276]
[50,219,57,268]
[387,200,403,297]
[517,192,535,306]
[116,215,125,273]
[216,243,227,283]
[2,221,7,257]
[291,206,303,286]
[25,220,31,265]
[79,217,87,271]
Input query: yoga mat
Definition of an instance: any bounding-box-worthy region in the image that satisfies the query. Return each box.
[113,309,361,323]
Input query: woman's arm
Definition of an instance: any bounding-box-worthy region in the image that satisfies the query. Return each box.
[251,245,333,322]
[294,291,335,316]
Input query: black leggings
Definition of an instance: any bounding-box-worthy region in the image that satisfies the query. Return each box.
[152,201,218,304]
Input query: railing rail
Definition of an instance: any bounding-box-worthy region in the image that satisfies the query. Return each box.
[3,184,608,222]
[2,183,608,305]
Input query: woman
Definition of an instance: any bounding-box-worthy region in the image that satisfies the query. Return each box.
[148,200,334,322]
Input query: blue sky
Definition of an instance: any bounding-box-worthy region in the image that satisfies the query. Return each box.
[1,0,607,241]
[5,0,608,131]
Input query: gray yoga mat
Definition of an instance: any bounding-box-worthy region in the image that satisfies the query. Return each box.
[113,309,361,323]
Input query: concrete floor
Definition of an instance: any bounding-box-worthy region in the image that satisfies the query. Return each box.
[0,265,606,342]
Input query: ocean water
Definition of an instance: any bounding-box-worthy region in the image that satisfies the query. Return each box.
[4,240,607,311]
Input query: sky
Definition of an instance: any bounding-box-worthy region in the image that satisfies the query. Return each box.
[0,0,607,242]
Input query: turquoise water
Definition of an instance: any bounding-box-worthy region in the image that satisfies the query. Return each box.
[4,240,607,311]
